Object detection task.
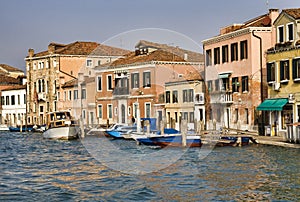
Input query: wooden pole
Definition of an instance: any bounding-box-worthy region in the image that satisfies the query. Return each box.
[181,120,187,147]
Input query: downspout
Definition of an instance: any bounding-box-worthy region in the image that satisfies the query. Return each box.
[252,31,265,135]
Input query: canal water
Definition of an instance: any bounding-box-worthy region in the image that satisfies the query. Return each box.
[0,131,299,201]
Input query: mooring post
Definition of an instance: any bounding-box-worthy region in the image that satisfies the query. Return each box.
[160,120,164,136]
[181,120,187,147]
[146,120,150,135]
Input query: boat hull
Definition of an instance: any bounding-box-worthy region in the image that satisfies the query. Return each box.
[43,126,79,140]
[135,134,202,147]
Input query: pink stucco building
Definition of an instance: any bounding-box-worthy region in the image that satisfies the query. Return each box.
[202,9,279,132]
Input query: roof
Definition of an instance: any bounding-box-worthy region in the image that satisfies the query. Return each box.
[103,40,204,67]
[61,79,78,88]
[0,74,21,85]
[283,8,300,19]
[136,40,204,62]
[30,41,130,57]
[1,85,26,91]
[0,64,24,73]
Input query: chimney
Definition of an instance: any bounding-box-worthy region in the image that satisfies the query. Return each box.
[28,48,34,57]
[48,44,55,54]
[269,8,279,24]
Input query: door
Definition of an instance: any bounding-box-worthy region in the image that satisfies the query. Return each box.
[121,104,126,123]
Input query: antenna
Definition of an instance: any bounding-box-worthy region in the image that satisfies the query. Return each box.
[266,0,269,10]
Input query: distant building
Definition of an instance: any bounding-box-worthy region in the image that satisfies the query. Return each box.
[25,41,129,125]
[1,85,26,126]
[0,64,25,125]
[261,8,300,136]
[94,40,204,126]
[0,64,24,78]
[164,76,205,131]
[202,9,279,132]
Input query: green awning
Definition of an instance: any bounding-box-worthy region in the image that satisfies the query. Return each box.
[256,98,288,111]
[218,73,230,79]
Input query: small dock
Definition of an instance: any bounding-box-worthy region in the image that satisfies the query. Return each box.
[201,128,300,148]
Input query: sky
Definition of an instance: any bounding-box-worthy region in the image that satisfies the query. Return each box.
[0,0,299,71]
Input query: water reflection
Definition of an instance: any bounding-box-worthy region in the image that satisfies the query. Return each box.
[0,132,299,201]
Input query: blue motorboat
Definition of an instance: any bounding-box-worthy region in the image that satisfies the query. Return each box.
[9,125,35,132]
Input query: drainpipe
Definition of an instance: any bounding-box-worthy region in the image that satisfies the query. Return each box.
[252,30,265,135]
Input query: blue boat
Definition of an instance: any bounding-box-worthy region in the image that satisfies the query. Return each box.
[9,125,35,132]
[135,134,202,147]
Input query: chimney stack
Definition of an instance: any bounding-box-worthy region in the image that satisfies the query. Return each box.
[28,48,34,57]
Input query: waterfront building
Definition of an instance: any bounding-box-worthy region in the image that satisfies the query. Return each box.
[1,85,26,126]
[0,64,25,125]
[261,8,300,136]
[202,9,279,132]
[94,40,204,126]
[164,76,205,131]
[25,41,128,125]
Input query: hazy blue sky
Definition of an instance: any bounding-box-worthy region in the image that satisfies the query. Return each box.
[0,0,299,70]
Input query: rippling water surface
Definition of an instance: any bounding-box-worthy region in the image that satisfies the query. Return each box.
[0,131,299,201]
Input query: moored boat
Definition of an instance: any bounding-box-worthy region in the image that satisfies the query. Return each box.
[42,111,80,140]
[8,125,35,132]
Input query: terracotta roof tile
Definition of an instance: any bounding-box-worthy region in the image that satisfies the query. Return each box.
[1,84,26,91]
[0,64,24,73]
[283,8,300,19]
[31,41,129,57]
[0,74,21,85]
[62,79,78,88]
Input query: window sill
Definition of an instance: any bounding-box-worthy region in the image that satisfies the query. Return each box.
[280,79,289,84]
[293,78,300,82]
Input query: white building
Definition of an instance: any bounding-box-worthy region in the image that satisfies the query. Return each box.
[1,85,26,126]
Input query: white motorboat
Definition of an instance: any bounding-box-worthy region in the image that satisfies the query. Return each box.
[43,111,80,140]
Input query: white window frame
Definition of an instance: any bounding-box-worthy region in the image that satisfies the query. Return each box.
[97,76,102,92]
[277,25,284,43]
[107,74,113,91]
[107,104,113,119]
[286,22,294,42]
[145,102,151,118]
[98,104,103,119]
[86,59,92,67]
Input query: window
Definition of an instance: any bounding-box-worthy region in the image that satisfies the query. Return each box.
[1,96,4,105]
[11,95,15,105]
[74,90,78,100]
[234,108,239,123]
[189,112,194,123]
[98,105,102,118]
[278,26,284,43]
[131,73,139,89]
[64,91,67,101]
[280,60,290,81]
[97,76,102,91]
[221,78,229,91]
[183,112,188,121]
[107,75,113,90]
[18,95,20,105]
[231,43,238,61]
[172,90,178,103]
[267,62,276,82]
[242,76,249,92]
[215,79,220,91]
[82,110,86,119]
[68,90,72,100]
[107,104,113,119]
[166,91,171,103]
[86,59,92,67]
[183,89,193,102]
[232,77,239,93]
[245,108,249,124]
[222,45,229,63]
[143,71,151,87]
[287,23,294,41]
[206,49,212,66]
[81,88,86,99]
[240,40,248,60]
[145,103,151,118]
[6,96,9,105]
[207,80,213,92]
[214,47,220,65]
[24,94,26,104]
[292,58,300,80]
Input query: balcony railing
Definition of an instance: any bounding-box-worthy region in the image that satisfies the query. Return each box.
[220,91,233,103]
[113,87,129,96]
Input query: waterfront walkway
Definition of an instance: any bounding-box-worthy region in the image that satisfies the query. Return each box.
[254,135,300,149]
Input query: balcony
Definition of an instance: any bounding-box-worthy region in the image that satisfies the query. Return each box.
[113,87,129,96]
[38,92,47,101]
[220,92,233,103]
